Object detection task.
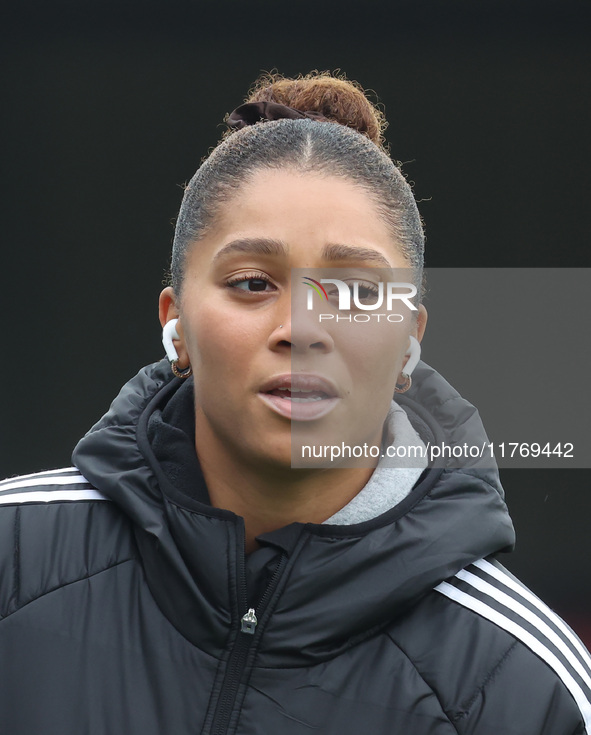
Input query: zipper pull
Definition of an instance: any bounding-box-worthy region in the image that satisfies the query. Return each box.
[240,608,258,635]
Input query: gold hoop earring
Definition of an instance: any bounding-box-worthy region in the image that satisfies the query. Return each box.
[171,360,192,379]
[395,375,412,394]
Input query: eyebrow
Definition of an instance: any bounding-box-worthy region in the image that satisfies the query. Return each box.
[212,238,393,268]
[212,238,289,263]
[322,243,392,268]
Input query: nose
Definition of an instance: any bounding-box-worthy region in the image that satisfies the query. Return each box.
[267,313,335,354]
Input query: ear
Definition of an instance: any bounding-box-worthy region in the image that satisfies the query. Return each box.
[158,287,190,367]
[401,304,427,374]
[159,287,179,327]
[412,304,428,343]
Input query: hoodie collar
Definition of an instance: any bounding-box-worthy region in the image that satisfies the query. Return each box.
[72,359,515,663]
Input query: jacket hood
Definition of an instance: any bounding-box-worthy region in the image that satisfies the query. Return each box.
[72,359,515,665]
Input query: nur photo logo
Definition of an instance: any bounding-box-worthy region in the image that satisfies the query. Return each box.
[302,275,418,323]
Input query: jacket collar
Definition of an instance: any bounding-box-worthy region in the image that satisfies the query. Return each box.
[73,359,515,663]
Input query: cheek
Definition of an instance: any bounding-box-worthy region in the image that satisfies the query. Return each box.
[183,305,261,397]
[338,323,409,388]
[184,307,234,381]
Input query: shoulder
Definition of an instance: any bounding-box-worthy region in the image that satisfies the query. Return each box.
[388,557,590,734]
[0,466,107,505]
[0,468,137,620]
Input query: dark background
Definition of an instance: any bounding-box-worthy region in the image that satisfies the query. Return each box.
[2,1,590,641]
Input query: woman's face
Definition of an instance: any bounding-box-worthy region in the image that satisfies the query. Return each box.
[160,169,426,471]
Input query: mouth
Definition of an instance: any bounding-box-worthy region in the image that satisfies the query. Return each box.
[258,374,341,421]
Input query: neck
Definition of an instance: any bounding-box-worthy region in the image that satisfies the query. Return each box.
[194,421,376,554]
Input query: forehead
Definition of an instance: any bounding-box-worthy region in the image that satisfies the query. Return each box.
[219,169,384,232]
[192,168,409,269]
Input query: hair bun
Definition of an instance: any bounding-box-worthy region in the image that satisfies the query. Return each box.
[226,100,330,131]
[241,70,387,149]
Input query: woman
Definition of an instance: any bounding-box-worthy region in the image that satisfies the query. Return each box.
[0,71,589,734]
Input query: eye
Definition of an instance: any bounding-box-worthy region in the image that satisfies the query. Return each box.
[349,280,381,305]
[322,280,382,308]
[226,272,277,293]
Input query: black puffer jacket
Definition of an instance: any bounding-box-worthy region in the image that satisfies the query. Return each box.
[0,359,589,734]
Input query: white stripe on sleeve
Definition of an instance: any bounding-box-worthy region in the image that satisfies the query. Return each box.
[456,568,591,691]
[473,558,591,674]
[435,580,591,730]
[0,474,93,494]
[0,467,80,486]
[0,489,108,505]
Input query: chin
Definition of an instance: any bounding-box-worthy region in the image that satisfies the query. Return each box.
[238,437,294,473]
[252,453,298,476]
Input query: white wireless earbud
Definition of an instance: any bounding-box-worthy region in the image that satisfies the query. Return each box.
[162,318,181,363]
[402,335,421,378]
[162,318,193,379]
[395,336,421,395]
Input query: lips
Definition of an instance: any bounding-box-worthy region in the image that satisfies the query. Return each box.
[258,374,341,421]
